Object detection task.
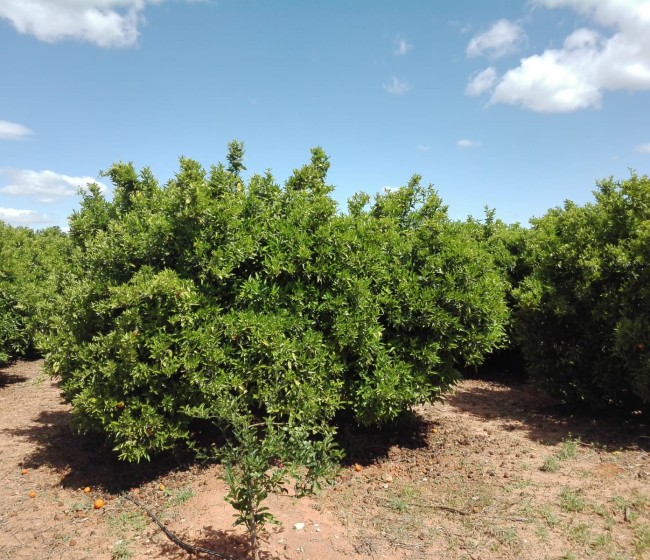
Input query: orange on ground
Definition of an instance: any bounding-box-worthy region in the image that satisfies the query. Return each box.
[158,483,166,491]
[83,486,91,494]
[28,491,36,498]
[93,498,105,509]
[21,469,28,475]
[354,464,363,472]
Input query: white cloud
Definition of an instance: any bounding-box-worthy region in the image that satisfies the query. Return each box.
[0,120,33,140]
[0,0,170,48]
[468,0,650,112]
[394,36,413,56]
[466,19,526,59]
[466,67,498,96]
[0,169,106,203]
[636,143,650,153]
[383,76,412,95]
[0,207,50,226]
[457,139,482,148]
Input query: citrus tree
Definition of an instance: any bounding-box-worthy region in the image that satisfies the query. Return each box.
[42,142,509,554]
[0,223,70,366]
[44,143,508,459]
[462,209,531,376]
[514,173,650,410]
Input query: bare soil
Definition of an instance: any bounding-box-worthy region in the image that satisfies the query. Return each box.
[1,360,649,560]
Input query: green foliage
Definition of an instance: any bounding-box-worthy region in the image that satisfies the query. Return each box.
[463,209,532,375]
[513,173,650,410]
[220,413,341,558]
[42,143,508,466]
[556,436,580,461]
[559,488,587,513]
[0,222,71,366]
[541,436,581,472]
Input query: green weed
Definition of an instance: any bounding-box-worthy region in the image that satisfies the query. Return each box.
[568,522,591,545]
[634,524,650,556]
[535,523,550,543]
[167,486,195,506]
[557,436,580,461]
[559,488,587,513]
[541,436,581,472]
[388,496,409,513]
[592,532,612,549]
[542,455,561,473]
[540,505,561,527]
[107,510,147,535]
[111,540,133,560]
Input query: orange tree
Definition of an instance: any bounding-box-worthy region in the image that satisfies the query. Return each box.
[42,141,508,462]
[514,173,650,411]
[0,223,70,366]
[462,209,531,376]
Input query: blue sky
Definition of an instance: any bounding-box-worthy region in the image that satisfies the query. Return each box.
[1,0,650,229]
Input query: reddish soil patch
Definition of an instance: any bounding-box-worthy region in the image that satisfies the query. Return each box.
[1,361,649,560]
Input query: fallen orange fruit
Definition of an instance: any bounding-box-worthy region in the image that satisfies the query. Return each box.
[158,483,166,491]
[93,498,105,509]
[83,487,91,494]
[354,464,363,472]
[28,491,37,498]
[21,469,28,475]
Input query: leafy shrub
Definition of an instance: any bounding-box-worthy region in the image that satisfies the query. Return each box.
[514,173,650,410]
[42,142,508,463]
[0,223,71,366]
[0,286,23,365]
[463,209,531,376]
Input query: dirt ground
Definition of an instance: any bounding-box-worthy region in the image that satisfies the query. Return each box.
[1,360,649,560]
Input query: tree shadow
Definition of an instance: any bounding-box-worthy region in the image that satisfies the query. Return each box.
[0,356,42,387]
[464,346,528,384]
[2,408,200,492]
[155,525,278,559]
[336,410,437,466]
[0,372,29,388]
[447,378,650,452]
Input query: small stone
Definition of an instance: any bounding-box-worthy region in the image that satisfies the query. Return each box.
[381,474,394,483]
[293,523,305,531]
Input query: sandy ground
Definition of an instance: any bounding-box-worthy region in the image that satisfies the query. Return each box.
[1,359,649,560]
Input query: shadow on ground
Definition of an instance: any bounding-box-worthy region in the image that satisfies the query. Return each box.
[2,408,201,492]
[447,377,650,452]
[336,410,437,466]
[154,525,262,560]
[0,372,29,388]
[0,357,41,387]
